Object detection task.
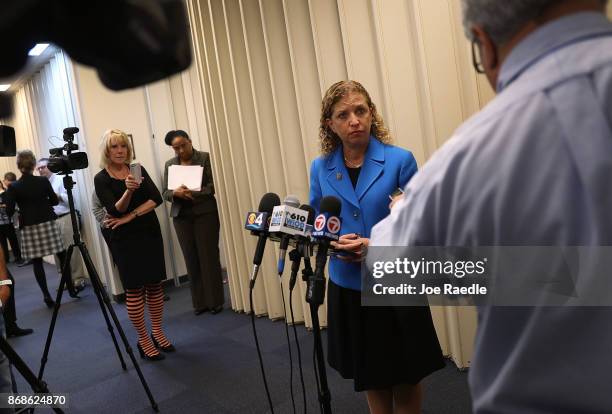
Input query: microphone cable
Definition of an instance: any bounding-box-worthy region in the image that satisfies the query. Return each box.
[288,248,308,413]
[249,284,275,414]
[279,284,297,414]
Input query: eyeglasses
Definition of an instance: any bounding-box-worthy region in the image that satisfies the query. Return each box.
[471,40,485,74]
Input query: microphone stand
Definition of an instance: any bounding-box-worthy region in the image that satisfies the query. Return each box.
[303,244,332,414]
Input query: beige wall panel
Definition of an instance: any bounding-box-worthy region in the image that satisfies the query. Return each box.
[260,0,311,322]
[190,0,246,310]
[259,0,309,201]
[219,0,269,312]
[308,0,348,92]
[167,75,190,133]
[413,0,464,149]
[236,0,287,317]
[283,0,323,167]
[336,0,387,117]
[444,306,477,369]
[282,0,327,326]
[223,0,283,317]
[372,0,428,165]
[204,0,263,314]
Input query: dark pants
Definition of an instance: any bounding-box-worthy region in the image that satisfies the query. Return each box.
[3,271,17,329]
[173,210,224,311]
[0,224,21,262]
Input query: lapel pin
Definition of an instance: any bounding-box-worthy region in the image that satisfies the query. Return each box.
[336,172,342,181]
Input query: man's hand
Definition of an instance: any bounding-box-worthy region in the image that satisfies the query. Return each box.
[173,185,194,200]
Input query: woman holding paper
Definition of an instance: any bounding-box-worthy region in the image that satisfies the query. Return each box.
[162,130,224,315]
[94,129,174,361]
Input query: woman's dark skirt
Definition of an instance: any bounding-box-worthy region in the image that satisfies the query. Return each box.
[110,233,165,290]
[327,279,445,392]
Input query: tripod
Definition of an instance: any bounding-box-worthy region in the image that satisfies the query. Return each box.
[37,173,159,412]
[0,336,63,413]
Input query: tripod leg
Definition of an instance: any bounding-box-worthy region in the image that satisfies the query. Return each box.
[78,243,159,412]
[77,244,127,370]
[37,245,72,381]
[0,338,64,414]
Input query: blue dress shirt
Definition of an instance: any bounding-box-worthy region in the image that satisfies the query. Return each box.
[371,12,612,414]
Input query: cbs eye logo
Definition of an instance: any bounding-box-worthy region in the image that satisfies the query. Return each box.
[247,213,257,225]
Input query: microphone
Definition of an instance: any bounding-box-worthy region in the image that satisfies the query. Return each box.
[289,204,315,290]
[248,193,281,288]
[312,196,342,282]
[269,195,309,275]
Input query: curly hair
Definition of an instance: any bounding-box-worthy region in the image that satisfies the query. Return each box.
[319,80,392,155]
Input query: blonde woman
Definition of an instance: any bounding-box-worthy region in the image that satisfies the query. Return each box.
[94,129,173,361]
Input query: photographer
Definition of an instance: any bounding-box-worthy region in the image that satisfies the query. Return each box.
[36,158,85,294]
[4,150,81,309]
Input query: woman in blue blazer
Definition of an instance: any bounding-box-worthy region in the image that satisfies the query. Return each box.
[310,81,443,413]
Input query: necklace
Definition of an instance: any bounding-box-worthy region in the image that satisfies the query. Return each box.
[107,165,128,180]
[344,156,363,169]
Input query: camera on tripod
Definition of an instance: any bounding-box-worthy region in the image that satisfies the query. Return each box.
[47,127,89,174]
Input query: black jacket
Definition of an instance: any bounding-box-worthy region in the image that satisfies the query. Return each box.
[5,174,58,227]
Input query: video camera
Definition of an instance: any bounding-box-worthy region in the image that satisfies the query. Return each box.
[47,127,88,174]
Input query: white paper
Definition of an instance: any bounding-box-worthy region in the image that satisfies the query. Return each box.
[168,165,203,191]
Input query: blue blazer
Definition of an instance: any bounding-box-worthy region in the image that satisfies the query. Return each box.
[309,137,417,290]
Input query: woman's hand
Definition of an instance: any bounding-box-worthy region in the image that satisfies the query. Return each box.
[104,212,136,230]
[125,174,142,193]
[173,185,194,200]
[332,233,369,262]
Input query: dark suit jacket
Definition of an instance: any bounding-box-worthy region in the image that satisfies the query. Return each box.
[5,174,58,227]
[162,149,217,217]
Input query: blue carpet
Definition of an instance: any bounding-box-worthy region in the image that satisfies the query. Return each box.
[5,260,472,413]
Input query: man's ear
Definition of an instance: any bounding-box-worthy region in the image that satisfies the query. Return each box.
[472,26,498,72]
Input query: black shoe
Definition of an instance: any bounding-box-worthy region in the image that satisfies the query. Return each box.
[6,325,34,337]
[163,294,170,302]
[68,284,84,299]
[14,258,24,265]
[43,295,55,308]
[137,342,165,361]
[211,305,223,315]
[194,308,208,315]
[151,333,175,353]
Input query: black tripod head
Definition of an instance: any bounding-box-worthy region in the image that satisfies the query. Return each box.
[48,127,89,176]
